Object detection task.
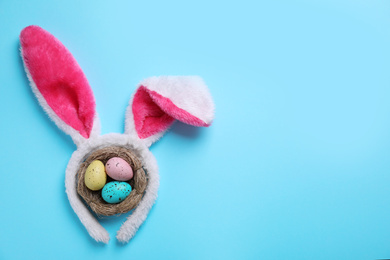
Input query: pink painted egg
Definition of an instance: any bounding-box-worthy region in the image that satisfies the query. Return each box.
[105,157,133,181]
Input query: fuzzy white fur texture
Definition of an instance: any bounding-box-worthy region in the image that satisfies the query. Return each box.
[141,76,215,125]
[65,133,159,243]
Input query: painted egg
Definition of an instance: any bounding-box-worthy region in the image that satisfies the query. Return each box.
[105,157,133,181]
[84,160,107,191]
[101,181,132,204]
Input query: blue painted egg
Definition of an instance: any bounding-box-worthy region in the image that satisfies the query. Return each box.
[101,181,132,204]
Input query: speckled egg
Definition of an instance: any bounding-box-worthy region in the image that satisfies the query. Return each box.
[101,181,132,204]
[105,157,133,181]
[84,160,107,191]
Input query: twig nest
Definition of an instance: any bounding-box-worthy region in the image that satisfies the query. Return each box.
[77,146,147,216]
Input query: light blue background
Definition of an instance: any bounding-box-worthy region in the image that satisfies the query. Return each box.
[1,0,390,259]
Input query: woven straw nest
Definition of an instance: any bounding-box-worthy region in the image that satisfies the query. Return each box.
[77,146,148,216]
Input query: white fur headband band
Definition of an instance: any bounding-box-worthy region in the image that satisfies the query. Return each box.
[19,25,215,243]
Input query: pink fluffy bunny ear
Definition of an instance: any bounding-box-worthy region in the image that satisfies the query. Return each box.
[20,25,97,146]
[125,76,215,146]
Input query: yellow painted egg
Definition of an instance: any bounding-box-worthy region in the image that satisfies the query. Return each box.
[84,160,107,190]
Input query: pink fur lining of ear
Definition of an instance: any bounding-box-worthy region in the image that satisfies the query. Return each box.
[132,86,175,139]
[132,86,210,139]
[20,25,95,138]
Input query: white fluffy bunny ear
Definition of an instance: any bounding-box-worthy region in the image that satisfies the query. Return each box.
[20,25,99,146]
[125,76,215,146]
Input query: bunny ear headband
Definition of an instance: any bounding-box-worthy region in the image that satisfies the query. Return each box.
[20,25,214,243]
